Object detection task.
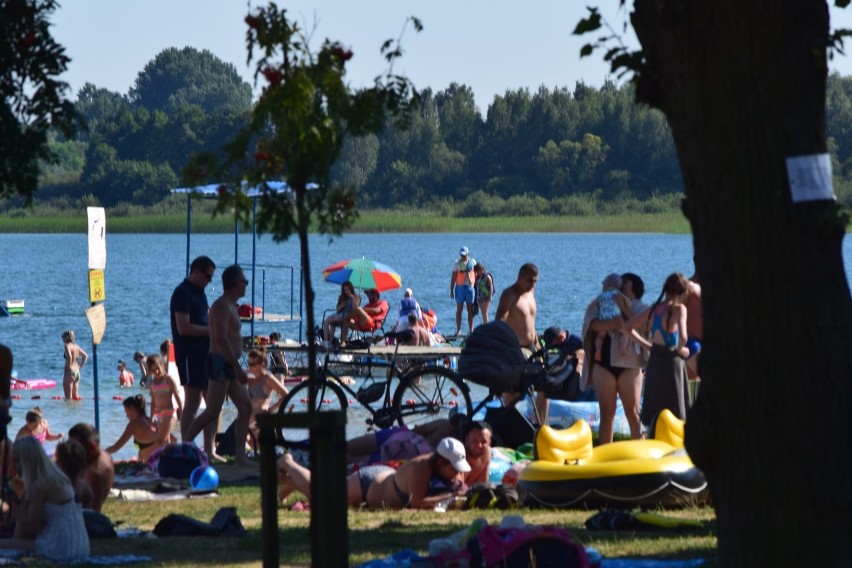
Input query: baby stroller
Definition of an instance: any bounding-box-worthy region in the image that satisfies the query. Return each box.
[458,321,582,447]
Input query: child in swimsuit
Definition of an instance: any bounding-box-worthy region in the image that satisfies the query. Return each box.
[147,354,183,448]
[593,273,633,362]
[104,395,159,461]
[15,408,63,445]
[117,359,134,388]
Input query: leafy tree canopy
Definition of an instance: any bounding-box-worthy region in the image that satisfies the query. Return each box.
[129,46,253,115]
[0,0,79,204]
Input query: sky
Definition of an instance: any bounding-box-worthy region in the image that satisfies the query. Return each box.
[52,1,852,112]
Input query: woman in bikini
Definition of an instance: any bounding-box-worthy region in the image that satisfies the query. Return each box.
[15,408,63,445]
[104,395,158,461]
[147,354,183,449]
[277,437,470,509]
[245,348,290,450]
[61,330,87,401]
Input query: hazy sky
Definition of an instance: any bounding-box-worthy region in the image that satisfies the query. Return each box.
[52,1,852,111]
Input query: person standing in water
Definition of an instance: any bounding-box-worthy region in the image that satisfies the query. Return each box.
[61,330,87,401]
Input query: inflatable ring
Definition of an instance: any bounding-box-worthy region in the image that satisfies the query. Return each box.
[519,410,709,509]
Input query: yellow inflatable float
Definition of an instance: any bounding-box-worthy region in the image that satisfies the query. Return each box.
[519,409,709,508]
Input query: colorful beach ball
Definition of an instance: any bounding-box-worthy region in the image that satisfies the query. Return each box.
[190,466,219,491]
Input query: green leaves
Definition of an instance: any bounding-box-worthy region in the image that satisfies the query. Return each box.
[572,6,643,79]
[573,8,602,35]
[0,0,80,204]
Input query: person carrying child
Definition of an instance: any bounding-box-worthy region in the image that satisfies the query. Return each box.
[592,273,633,362]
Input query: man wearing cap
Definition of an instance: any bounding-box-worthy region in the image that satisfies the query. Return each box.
[277,436,469,509]
[451,246,477,336]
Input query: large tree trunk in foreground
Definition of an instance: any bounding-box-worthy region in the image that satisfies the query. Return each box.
[632,1,852,565]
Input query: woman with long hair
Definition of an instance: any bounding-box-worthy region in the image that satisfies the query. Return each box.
[0,436,89,562]
[104,394,158,461]
[627,272,692,427]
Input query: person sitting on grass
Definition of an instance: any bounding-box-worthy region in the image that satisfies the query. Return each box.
[55,439,94,509]
[67,423,114,512]
[277,437,470,509]
[104,394,159,462]
[15,407,63,445]
[0,436,89,563]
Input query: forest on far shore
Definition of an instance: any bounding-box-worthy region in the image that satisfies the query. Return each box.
[7,46,852,218]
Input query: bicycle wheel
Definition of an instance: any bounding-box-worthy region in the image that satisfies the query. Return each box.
[392,366,472,429]
[275,379,348,448]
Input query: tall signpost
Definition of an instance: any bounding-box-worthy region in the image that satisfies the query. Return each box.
[85,208,107,431]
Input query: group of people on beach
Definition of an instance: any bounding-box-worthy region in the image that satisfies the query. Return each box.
[0,242,706,563]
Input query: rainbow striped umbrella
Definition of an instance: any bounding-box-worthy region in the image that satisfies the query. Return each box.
[322,257,402,292]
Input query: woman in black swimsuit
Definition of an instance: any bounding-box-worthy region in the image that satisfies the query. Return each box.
[104,395,158,461]
[582,272,648,443]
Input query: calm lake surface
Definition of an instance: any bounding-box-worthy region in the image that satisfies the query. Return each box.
[1,232,849,461]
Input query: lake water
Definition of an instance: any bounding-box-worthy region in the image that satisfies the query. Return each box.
[1,232,849,461]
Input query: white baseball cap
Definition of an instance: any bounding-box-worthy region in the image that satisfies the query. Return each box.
[404,287,413,297]
[459,246,469,256]
[436,437,471,473]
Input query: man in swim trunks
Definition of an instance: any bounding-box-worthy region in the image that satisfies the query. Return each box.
[450,246,477,337]
[170,256,217,458]
[184,265,253,468]
[496,263,542,408]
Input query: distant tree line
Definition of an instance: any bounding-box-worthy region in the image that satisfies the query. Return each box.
[20,47,852,212]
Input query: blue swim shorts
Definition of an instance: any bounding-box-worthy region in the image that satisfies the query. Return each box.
[206,352,237,382]
[454,284,475,305]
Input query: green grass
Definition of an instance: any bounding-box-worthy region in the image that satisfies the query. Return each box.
[93,483,716,567]
[0,210,691,234]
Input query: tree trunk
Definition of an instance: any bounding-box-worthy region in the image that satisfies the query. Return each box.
[632,1,852,565]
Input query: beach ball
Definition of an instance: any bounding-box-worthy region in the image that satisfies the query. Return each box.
[189,466,219,491]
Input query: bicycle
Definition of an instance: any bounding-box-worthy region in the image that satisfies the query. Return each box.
[274,330,473,447]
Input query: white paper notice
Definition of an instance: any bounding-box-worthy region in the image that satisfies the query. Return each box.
[786,153,836,203]
[87,207,107,269]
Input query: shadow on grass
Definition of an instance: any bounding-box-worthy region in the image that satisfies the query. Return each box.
[90,516,716,567]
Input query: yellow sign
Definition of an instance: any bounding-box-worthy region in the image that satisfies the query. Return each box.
[88,269,105,303]
[85,303,106,346]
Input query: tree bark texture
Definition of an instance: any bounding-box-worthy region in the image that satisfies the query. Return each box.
[631,1,852,565]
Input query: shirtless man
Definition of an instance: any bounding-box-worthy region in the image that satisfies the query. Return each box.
[405,313,432,346]
[496,263,541,408]
[496,263,539,350]
[67,423,114,512]
[463,421,493,485]
[184,265,253,467]
[684,266,703,381]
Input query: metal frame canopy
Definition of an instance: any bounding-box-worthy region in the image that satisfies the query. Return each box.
[170,181,316,339]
